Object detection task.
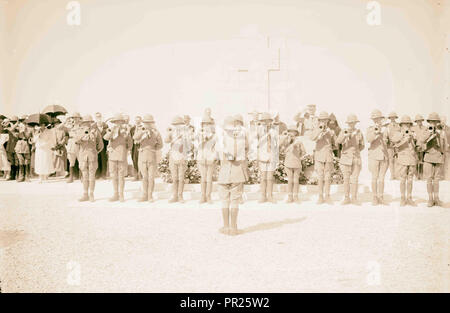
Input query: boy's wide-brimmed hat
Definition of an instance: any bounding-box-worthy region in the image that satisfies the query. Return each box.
[171,115,185,125]
[399,115,413,125]
[387,111,398,119]
[233,114,244,125]
[110,113,126,124]
[370,109,383,119]
[414,114,424,122]
[81,115,94,124]
[223,115,236,130]
[142,114,155,123]
[258,112,273,121]
[69,112,82,119]
[346,114,359,124]
[426,112,440,122]
[287,124,299,134]
[318,111,329,120]
[10,115,19,122]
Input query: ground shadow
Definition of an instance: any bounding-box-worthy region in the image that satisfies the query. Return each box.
[0,230,27,248]
[239,217,307,235]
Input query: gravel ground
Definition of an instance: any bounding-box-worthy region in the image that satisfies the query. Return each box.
[0,178,448,293]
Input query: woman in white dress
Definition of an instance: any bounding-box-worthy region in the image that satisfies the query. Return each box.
[0,130,11,178]
[33,124,57,182]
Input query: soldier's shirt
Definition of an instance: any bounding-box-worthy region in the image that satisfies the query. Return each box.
[310,127,336,163]
[104,130,133,162]
[64,125,81,154]
[217,129,248,184]
[417,129,447,164]
[257,128,279,163]
[303,116,318,135]
[366,126,389,161]
[280,135,305,169]
[336,129,364,166]
[391,131,418,166]
[134,129,163,163]
[76,127,104,162]
[386,123,401,149]
[196,127,217,164]
[165,127,193,162]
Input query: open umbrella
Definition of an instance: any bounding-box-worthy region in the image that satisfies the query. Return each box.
[25,113,51,126]
[42,104,67,117]
[0,114,7,120]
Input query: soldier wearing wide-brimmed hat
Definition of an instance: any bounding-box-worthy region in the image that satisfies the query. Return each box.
[217,115,248,236]
[75,115,104,202]
[63,112,82,183]
[5,115,19,181]
[303,104,318,137]
[164,115,194,203]
[133,114,163,202]
[386,111,400,180]
[256,112,278,203]
[104,113,133,202]
[336,114,365,205]
[196,110,217,204]
[416,112,447,207]
[391,115,419,206]
[130,116,143,181]
[412,114,426,179]
[367,109,389,205]
[310,111,336,204]
[13,115,32,182]
[280,124,306,203]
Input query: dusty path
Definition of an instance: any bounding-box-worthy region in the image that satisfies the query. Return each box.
[0,179,448,292]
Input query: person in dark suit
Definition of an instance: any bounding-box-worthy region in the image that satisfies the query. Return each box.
[5,116,19,181]
[94,112,109,179]
[130,115,143,181]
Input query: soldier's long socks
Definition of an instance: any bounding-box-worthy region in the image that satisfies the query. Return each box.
[433,181,441,206]
[89,180,95,201]
[148,179,154,201]
[406,179,413,199]
[206,181,213,202]
[259,180,267,203]
[200,182,207,203]
[293,182,300,202]
[169,181,178,202]
[350,183,359,203]
[139,179,148,201]
[267,180,275,202]
[178,180,185,202]
[426,180,433,206]
[324,180,331,201]
[109,178,119,201]
[377,180,385,202]
[118,177,125,202]
[400,179,406,205]
[230,208,239,235]
[317,179,324,204]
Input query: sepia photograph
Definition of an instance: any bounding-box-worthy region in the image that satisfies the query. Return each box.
[0,0,449,297]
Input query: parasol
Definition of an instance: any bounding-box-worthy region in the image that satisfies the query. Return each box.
[25,113,52,126]
[42,104,68,117]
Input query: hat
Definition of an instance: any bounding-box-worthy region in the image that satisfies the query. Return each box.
[329,113,337,121]
[110,113,126,124]
[399,115,413,124]
[81,115,94,124]
[142,114,155,123]
[19,115,27,121]
[318,111,329,120]
[306,104,316,109]
[223,116,235,130]
[233,114,243,125]
[426,112,440,122]
[10,115,18,122]
[346,114,359,124]
[69,112,82,119]
[171,115,185,125]
[202,115,214,124]
[414,114,424,122]
[370,109,383,119]
[258,112,273,121]
[287,124,299,134]
[387,111,398,119]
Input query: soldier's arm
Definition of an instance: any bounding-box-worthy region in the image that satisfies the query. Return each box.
[366,128,379,143]
[155,132,163,151]
[103,128,113,141]
[359,132,365,151]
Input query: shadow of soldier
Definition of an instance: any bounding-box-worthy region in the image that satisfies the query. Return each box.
[239,217,307,235]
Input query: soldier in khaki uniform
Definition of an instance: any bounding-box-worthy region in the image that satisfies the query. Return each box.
[133,114,163,202]
[165,115,194,203]
[63,112,82,183]
[104,113,133,202]
[280,124,306,203]
[310,111,336,204]
[14,116,32,182]
[303,104,318,137]
[256,112,279,203]
[386,111,401,180]
[75,115,104,202]
[391,116,418,206]
[416,112,448,207]
[336,114,365,205]
[218,116,248,236]
[412,114,426,180]
[367,109,389,205]
[196,110,217,204]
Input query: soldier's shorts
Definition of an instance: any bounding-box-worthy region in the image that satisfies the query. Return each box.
[341,159,361,183]
[7,152,17,166]
[16,153,31,165]
[139,161,156,179]
[198,163,214,183]
[109,160,127,178]
[396,164,416,179]
[315,161,333,180]
[219,183,243,208]
[258,161,277,172]
[67,153,78,166]
[169,160,187,182]
[285,167,300,183]
[423,162,443,181]
[369,159,388,178]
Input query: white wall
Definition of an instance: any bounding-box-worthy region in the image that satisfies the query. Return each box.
[2,0,449,130]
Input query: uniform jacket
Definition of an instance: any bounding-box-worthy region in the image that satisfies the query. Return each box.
[336,128,365,166]
[280,134,305,169]
[391,130,418,166]
[366,126,389,161]
[195,126,217,165]
[257,127,279,163]
[303,116,318,136]
[103,126,133,162]
[14,124,31,154]
[386,123,401,149]
[417,128,447,164]
[217,128,249,184]
[133,127,163,163]
[164,126,193,163]
[63,125,81,155]
[310,127,336,163]
[75,126,104,162]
